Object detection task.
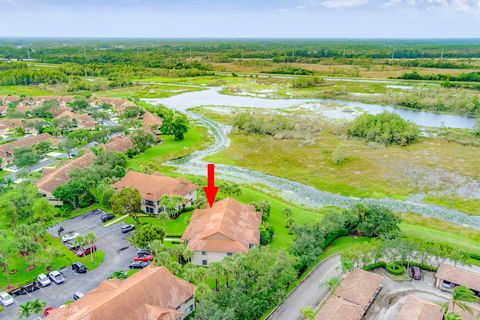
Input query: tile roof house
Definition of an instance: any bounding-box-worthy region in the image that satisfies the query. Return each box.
[315,269,383,320]
[114,171,197,214]
[36,152,95,205]
[181,198,262,266]
[315,295,364,320]
[0,133,60,166]
[0,119,37,135]
[55,110,96,129]
[435,263,480,293]
[44,266,195,320]
[103,135,135,153]
[396,295,443,320]
[141,111,163,133]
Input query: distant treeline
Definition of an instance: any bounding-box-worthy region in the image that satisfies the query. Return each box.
[1,39,480,61]
[398,71,480,82]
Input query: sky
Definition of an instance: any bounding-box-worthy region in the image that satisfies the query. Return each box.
[0,0,479,38]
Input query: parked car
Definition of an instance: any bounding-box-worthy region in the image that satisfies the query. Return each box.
[0,292,14,307]
[23,282,40,293]
[61,232,80,243]
[137,249,150,256]
[48,271,65,284]
[101,213,115,222]
[72,262,87,273]
[409,266,422,280]
[44,307,54,316]
[121,224,135,233]
[442,280,454,289]
[134,254,153,262]
[129,261,150,269]
[73,291,84,300]
[37,274,52,287]
[74,245,97,257]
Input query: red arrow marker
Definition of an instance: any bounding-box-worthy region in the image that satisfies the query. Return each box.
[203,163,218,208]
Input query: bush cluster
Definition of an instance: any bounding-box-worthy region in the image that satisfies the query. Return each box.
[346,112,420,146]
[386,263,405,275]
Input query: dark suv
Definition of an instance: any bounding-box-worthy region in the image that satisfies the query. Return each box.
[101,213,115,223]
[72,262,87,273]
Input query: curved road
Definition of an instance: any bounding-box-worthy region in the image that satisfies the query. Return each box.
[266,255,341,320]
[145,92,480,229]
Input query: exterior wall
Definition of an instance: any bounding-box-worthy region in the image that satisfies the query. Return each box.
[140,192,197,215]
[191,250,230,266]
[40,189,64,206]
[177,296,195,320]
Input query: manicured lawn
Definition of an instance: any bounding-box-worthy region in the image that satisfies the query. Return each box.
[0,234,104,290]
[401,223,480,254]
[121,211,193,237]
[127,124,211,171]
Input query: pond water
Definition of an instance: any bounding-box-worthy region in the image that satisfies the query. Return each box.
[146,86,476,129]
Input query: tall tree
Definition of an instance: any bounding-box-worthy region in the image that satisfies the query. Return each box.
[110,187,142,224]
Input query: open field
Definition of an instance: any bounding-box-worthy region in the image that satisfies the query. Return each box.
[202,111,480,208]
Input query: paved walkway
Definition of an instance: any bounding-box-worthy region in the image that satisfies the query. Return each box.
[267,255,341,320]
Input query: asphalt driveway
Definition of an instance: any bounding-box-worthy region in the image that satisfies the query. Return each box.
[1,209,136,320]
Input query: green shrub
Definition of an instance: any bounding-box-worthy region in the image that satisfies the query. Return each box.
[386,263,405,275]
[362,261,387,271]
[0,305,4,312]
[347,112,420,146]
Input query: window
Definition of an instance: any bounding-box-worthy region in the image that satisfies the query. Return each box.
[249,244,254,249]
[202,260,208,266]
[146,207,154,214]
[187,305,194,312]
[201,251,207,256]
[227,252,233,256]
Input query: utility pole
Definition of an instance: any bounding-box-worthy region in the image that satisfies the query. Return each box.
[391,48,395,60]
[83,46,87,61]
[440,48,444,59]
[343,48,346,59]
[26,48,31,60]
[190,48,192,60]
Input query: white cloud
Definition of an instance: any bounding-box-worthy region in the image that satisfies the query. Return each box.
[320,0,369,8]
[382,0,480,11]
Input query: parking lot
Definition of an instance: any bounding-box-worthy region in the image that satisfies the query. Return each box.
[1,209,136,320]
[365,270,451,320]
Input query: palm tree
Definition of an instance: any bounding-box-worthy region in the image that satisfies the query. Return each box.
[18,302,32,319]
[30,299,45,315]
[208,261,224,292]
[450,286,479,314]
[444,313,463,320]
[84,232,97,263]
[325,277,342,294]
[300,307,315,320]
[221,256,236,288]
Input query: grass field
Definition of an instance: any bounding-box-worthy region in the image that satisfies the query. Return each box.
[127,123,211,171]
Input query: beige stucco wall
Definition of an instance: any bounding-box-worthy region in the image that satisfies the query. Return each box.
[191,250,230,266]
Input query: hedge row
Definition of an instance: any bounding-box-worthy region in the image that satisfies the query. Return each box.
[362,260,437,272]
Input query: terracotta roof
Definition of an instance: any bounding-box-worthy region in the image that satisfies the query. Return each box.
[114,171,197,201]
[450,302,480,320]
[142,111,163,128]
[315,270,383,320]
[0,118,31,129]
[315,296,364,320]
[335,269,384,308]
[103,136,134,153]
[45,266,195,320]
[2,95,19,104]
[51,106,73,117]
[0,133,60,158]
[36,152,95,193]
[436,263,480,292]
[15,105,37,113]
[396,295,443,320]
[55,110,96,128]
[181,198,262,253]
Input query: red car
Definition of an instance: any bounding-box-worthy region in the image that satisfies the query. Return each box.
[74,245,97,257]
[44,307,54,316]
[134,254,153,262]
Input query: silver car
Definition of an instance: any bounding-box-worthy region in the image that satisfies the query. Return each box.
[0,292,14,307]
[37,274,52,287]
[48,271,65,284]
